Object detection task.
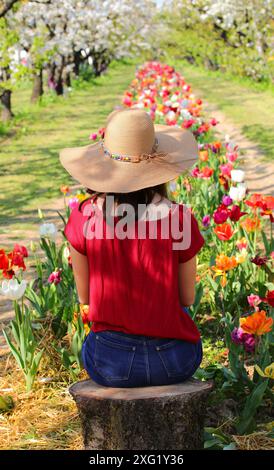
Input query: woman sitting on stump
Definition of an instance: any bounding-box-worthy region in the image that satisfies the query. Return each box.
[60,108,205,388]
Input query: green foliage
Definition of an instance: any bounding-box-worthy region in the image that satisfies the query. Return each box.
[160,3,274,84]
[0,17,19,91]
[3,301,44,392]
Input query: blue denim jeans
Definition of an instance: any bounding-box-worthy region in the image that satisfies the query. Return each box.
[81,308,203,388]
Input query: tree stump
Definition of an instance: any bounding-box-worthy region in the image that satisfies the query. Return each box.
[69,378,213,450]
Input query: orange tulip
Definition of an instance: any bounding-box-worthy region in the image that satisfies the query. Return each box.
[212,254,238,287]
[240,216,261,233]
[60,185,70,195]
[212,254,238,272]
[199,150,209,162]
[240,310,273,336]
[214,223,234,241]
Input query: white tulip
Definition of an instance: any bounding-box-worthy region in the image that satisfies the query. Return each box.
[39,222,58,240]
[0,278,27,300]
[169,180,177,192]
[229,183,247,202]
[231,169,245,183]
[63,246,70,259]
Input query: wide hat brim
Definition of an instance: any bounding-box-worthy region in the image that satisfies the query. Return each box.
[59,124,198,193]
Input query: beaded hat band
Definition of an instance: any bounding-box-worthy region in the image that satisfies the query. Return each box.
[59,108,199,193]
[100,137,168,163]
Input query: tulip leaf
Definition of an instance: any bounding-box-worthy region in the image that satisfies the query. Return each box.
[236,380,269,435]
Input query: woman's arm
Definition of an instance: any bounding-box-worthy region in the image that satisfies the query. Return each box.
[69,244,89,304]
[178,255,197,306]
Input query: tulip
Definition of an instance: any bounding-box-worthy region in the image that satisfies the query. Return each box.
[0,249,9,270]
[231,327,255,352]
[251,255,267,266]
[229,183,247,202]
[202,215,211,227]
[231,169,245,183]
[39,222,58,240]
[0,278,27,300]
[68,197,80,210]
[214,223,234,241]
[244,336,256,352]
[63,246,70,259]
[229,205,247,222]
[261,290,274,307]
[222,195,233,206]
[220,163,233,177]
[226,152,238,162]
[255,363,274,379]
[213,208,229,224]
[236,237,248,251]
[169,180,177,192]
[240,310,273,336]
[235,249,247,264]
[48,269,62,285]
[60,185,70,195]
[247,294,262,310]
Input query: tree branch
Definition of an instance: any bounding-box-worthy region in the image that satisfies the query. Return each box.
[0,0,19,18]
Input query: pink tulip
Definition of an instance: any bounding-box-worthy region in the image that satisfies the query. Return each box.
[48,269,62,285]
[247,294,262,311]
[68,197,79,210]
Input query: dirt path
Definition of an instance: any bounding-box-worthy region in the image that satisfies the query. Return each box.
[196,92,274,196]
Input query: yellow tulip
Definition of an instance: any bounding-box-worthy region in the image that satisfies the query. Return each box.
[255,363,274,379]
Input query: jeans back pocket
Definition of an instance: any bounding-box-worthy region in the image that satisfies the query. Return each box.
[93,334,136,381]
[154,339,198,378]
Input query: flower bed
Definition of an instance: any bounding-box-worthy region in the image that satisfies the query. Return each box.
[0,61,273,450]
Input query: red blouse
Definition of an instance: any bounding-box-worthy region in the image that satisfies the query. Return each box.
[64,196,205,343]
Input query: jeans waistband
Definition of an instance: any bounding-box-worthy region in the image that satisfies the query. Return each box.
[94,329,177,345]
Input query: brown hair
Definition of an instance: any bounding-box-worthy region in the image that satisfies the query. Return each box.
[78,183,168,221]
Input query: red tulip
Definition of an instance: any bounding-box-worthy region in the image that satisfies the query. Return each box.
[214,223,234,241]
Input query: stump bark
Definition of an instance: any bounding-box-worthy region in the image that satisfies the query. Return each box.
[69,378,213,450]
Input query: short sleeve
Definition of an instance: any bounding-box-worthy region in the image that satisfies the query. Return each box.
[64,206,87,255]
[176,205,205,263]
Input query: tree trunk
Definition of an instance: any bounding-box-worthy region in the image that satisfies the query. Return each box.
[69,378,213,450]
[73,51,82,76]
[55,72,64,95]
[1,89,13,121]
[64,70,71,88]
[31,69,43,103]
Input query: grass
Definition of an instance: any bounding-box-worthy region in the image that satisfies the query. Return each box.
[0,59,137,239]
[168,59,274,162]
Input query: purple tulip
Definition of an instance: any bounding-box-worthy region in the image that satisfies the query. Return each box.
[202,215,211,227]
[244,336,256,353]
[231,327,244,345]
[231,327,255,353]
[222,195,233,206]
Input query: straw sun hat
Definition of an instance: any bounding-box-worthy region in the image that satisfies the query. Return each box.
[59,108,199,193]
